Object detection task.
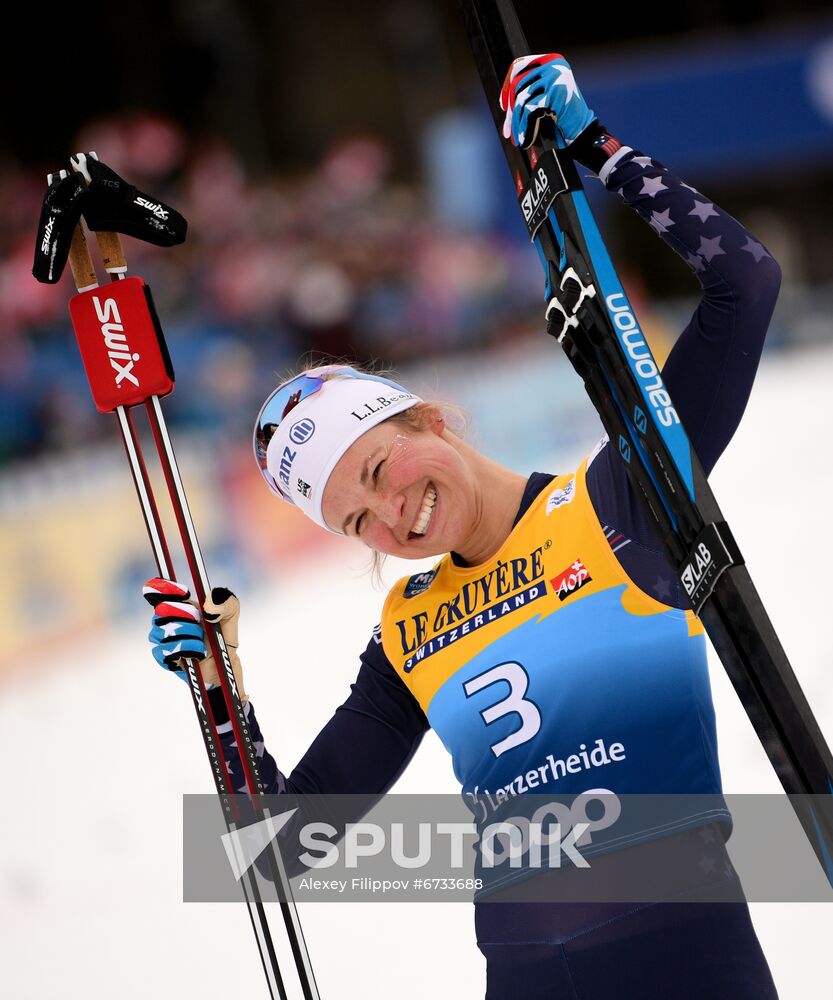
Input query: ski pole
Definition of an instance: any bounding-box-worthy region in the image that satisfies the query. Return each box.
[63,204,288,1000]
[59,152,319,996]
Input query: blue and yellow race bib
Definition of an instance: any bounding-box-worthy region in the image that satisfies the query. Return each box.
[382,458,726,859]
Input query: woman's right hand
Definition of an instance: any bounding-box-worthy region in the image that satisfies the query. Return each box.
[143,578,207,684]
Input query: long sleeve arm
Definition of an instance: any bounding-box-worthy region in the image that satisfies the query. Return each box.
[600,147,781,473]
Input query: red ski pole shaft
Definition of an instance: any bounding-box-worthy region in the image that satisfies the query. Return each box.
[87,221,319,1000]
[66,218,289,999]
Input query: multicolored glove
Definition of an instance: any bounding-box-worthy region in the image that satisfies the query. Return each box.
[143,578,247,700]
[500,53,596,149]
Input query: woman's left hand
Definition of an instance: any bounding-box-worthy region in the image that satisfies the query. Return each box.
[500,53,596,149]
[144,578,248,701]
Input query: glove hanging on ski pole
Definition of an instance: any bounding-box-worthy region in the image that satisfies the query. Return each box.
[32,170,89,284]
[73,152,187,248]
[32,152,187,285]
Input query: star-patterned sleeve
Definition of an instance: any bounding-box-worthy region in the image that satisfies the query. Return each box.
[212,625,429,797]
[584,148,782,608]
[600,148,781,471]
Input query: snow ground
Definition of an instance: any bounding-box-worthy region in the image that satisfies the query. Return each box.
[2,343,832,998]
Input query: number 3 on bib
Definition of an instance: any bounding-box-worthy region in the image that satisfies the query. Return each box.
[463,661,542,757]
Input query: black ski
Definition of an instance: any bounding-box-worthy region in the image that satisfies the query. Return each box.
[457,0,833,884]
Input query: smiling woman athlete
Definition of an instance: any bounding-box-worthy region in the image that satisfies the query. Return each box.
[144,55,782,998]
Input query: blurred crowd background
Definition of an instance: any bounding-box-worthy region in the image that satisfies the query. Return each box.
[3,0,833,664]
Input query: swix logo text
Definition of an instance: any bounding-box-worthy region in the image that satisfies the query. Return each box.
[221,647,239,701]
[187,664,206,715]
[41,217,54,254]
[521,166,550,223]
[135,196,169,220]
[92,295,141,387]
[606,294,679,428]
[551,559,592,601]
[681,542,712,597]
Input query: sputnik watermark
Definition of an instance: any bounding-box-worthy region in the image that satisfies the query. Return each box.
[220,807,602,882]
[185,793,833,903]
[221,807,298,881]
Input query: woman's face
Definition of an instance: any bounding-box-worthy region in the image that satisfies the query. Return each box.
[321,408,480,559]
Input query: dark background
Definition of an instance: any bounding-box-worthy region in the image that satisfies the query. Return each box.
[11,0,833,166]
[3,0,833,466]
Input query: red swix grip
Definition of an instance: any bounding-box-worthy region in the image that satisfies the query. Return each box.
[69,276,175,412]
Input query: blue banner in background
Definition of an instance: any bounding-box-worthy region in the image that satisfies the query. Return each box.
[579,23,833,176]
[429,18,833,238]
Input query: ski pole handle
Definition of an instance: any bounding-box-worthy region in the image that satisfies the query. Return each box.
[94,229,128,276]
[69,151,128,278]
[67,225,98,292]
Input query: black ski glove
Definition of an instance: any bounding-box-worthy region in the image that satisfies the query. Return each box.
[77,152,187,247]
[32,170,88,283]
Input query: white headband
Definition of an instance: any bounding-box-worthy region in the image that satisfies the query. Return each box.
[264,372,422,532]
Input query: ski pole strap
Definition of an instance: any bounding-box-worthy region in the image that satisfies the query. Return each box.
[681,521,744,614]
